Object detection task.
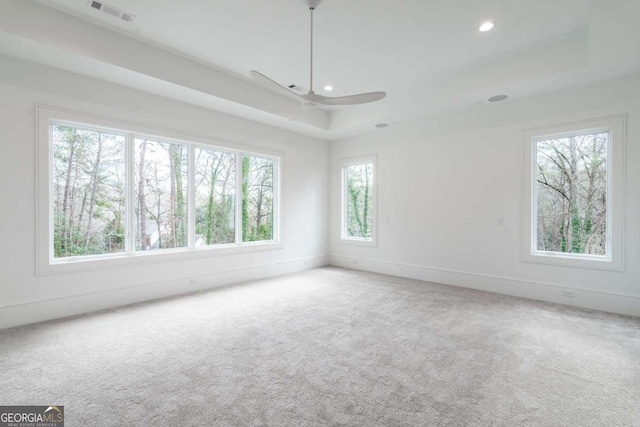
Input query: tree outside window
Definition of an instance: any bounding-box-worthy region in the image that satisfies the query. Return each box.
[535,132,608,256]
[134,138,188,251]
[52,125,126,258]
[341,157,376,244]
[523,116,624,271]
[242,156,274,242]
[46,116,279,269]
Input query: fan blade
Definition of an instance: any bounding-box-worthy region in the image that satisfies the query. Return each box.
[250,70,301,100]
[304,91,387,106]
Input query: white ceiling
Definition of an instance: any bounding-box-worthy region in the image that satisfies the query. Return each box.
[2,0,639,140]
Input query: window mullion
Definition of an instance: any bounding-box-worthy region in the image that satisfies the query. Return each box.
[188,145,196,250]
[274,158,280,242]
[126,133,136,256]
[343,166,348,239]
[47,122,54,264]
[235,153,243,245]
[340,166,345,239]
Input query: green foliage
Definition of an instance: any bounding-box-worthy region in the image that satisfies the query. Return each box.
[52,125,126,258]
[242,156,274,242]
[346,163,373,238]
[54,126,276,258]
[103,212,125,253]
[194,149,235,245]
[570,206,582,253]
[195,195,234,244]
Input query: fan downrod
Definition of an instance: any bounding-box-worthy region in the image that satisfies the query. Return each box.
[249,0,385,109]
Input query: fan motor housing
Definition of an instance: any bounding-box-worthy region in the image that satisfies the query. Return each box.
[305,0,321,9]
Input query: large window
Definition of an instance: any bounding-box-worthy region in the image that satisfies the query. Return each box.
[38,107,280,273]
[340,156,376,245]
[134,138,188,251]
[52,125,126,258]
[194,148,236,246]
[523,116,624,270]
[242,156,275,242]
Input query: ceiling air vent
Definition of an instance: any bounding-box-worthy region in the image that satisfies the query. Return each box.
[87,1,135,22]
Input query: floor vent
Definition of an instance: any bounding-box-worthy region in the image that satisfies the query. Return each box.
[87,0,135,22]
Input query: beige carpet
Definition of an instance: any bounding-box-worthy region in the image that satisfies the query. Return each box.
[1,267,639,426]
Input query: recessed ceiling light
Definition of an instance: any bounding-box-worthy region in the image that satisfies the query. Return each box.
[479,21,494,32]
[324,85,333,91]
[488,94,508,102]
[375,123,389,128]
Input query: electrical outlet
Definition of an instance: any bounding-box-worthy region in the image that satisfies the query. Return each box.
[562,290,576,298]
[190,278,200,285]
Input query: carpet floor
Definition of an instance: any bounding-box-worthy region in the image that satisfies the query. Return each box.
[1,267,639,426]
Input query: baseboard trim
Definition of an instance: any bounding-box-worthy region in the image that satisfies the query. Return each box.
[329,255,640,317]
[0,255,330,330]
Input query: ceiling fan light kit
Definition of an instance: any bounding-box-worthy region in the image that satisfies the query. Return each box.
[251,0,386,109]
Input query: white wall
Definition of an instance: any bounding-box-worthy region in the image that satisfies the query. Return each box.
[1,55,638,330]
[0,56,329,329]
[330,73,640,317]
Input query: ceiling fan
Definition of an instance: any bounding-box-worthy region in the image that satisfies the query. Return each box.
[250,0,386,109]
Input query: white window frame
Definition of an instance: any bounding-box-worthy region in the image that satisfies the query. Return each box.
[339,155,377,247]
[522,115,625,271]
[36,106,283,275]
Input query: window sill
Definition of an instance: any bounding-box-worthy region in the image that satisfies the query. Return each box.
[38,241,284,276]
[522,251,623,272]
[339,237,377,248]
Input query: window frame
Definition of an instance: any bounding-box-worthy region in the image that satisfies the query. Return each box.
[522,115,625,271]
[339,155,377,247]
[36,106,282,275]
